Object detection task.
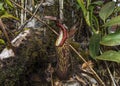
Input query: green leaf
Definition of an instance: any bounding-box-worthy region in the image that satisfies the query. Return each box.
[86,12,91,26]
[77,0,87,16]
[89,33,101,59]
[77,0,91,26]
[0,12,19,20]
[92,15,99,29]
[99,1,115,22]
[114,6,120,13]
[104,16,120,27]
[100,32,120,46]
[70,41,80,51]
[0,3,4,10]
[91,1,103,5]
[96,50,120,63]
[5,0,13,8]
[0,39,5,44]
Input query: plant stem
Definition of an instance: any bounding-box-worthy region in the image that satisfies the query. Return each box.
[0,19,14,51]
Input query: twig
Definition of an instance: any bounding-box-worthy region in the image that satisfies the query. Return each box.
[69,45,105,86]
[50,69,54,86]
[10,0,105,85]
[0,19,14,51]
[59,0,64,20]
[10,0,58,35]
[18,0,43,30]
[21,0,24,24]
[105,62,116,86]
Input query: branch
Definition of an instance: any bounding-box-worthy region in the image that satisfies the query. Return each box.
[10,0,58,35]
[0,29,30,60]
[0,19,13,50]
[18,0,43,30]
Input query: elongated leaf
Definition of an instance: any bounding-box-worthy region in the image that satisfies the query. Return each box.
[100,32,120,46]
[0,39,5,44]
[0,12,19,20]
[0,3,4,15]
[99,1,115,22]
[104,16,120,27]
[5,0,13,8]
[0,3,3,10]
[96,50,120,63]
[77,0,87,16]
[91,1,103,5]
[77,0,91,26]
[89,33,101,59]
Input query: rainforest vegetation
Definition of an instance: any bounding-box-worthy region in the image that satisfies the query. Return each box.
[0,0,120,86]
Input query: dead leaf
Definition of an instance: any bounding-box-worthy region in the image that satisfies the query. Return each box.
[82,61,94,70]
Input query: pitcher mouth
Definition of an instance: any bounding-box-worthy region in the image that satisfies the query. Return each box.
[55,23,68,47]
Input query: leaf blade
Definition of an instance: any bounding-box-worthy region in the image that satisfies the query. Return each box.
[0,39,5,44]
[96,50,120,63]
[89,33,101,59]
[5,0,13,8]
[100,32,120,46]
[0,12,19,20]
[99,1,115,22]
[104,16,120,27]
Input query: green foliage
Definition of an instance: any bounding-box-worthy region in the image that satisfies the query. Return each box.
[89,33,101,59]
[100,32,120,46]
[0,2,5,15]
[5,0,14,8]
[104,16,120,27]
[96,50,120,63]
[77,0,120,63]
[77,0,90,26]
[91,1,103,5]
[99,1,115,22]
[77,0,104,33]
[0,39,5,44]
[0,11,19,20]
[77,0,87,16]
[0,0,18,20]
[69,41,80,51]
[114,6,120,13]
[0,3,4,9]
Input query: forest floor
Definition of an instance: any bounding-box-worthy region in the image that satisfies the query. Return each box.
[0,26,120,86]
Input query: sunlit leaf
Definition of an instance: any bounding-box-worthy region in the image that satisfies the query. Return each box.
[0,39,5,44]
[0,12,19,20]
[99,1,115,22]
[96,50,120,63]
[5,0,13,8]
[100,32,120,46]
[104,16,120,27]
[89,33,101,59]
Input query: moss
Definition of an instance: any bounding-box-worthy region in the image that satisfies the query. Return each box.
[0,57,25,86]
[0,29,55,85]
